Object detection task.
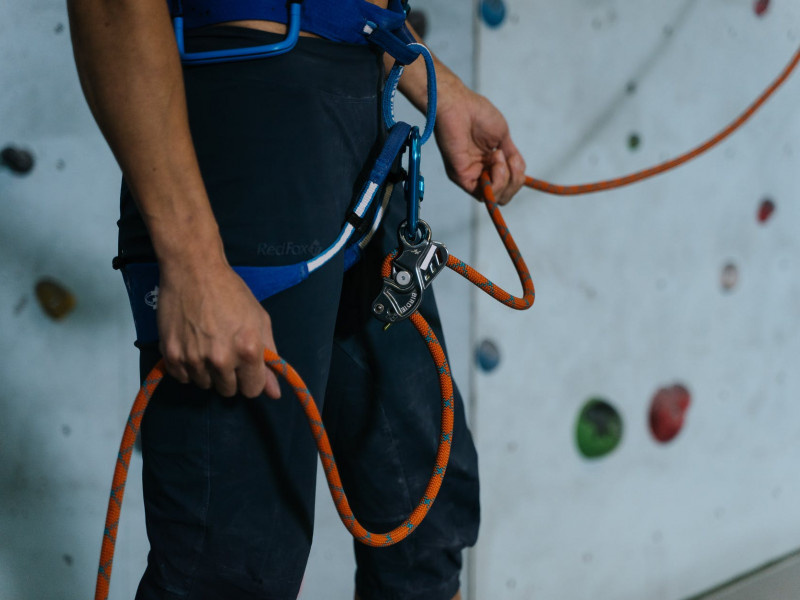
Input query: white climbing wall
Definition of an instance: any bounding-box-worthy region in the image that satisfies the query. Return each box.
[2,1,800,599]
[0,3,148,599]
[472,1,800,599]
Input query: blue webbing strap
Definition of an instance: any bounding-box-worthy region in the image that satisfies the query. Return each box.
[168,0,408,46]
[303,121,410,274]
[121,262,310,345]
[363,22,419,66]
[378,42,437,145]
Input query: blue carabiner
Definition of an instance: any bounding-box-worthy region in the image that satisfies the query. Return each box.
[173,2,303,65]
[404,126,424,242]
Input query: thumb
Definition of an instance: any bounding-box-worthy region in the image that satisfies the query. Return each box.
[487,148,510,200]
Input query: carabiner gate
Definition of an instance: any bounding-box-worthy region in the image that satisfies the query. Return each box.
[403,126,424,242]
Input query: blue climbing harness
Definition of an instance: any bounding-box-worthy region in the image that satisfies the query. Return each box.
[121,1,440,343]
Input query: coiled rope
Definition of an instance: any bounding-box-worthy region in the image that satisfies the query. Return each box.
[96,43,798,600]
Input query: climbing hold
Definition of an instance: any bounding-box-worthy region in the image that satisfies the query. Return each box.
[575,398,623,459]
[649,384,691,443]
[475,339,501,372]
[479,0,506,29]
[757,197,775,223]
[1,146,35,174]
[35,278,76,320]
[720,262,738,292]
[407,9,428,39]
[754,0,769,17]
[628,133,641,151]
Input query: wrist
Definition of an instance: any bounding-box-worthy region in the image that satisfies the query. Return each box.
[435,71,471,117]
[147,206,229,276]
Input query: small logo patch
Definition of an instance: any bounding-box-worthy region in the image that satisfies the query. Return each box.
[144,286,159,310]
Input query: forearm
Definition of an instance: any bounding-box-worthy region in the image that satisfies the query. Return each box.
[67,0,225,272]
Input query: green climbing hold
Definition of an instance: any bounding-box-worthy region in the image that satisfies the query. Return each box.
[575,398,623,459]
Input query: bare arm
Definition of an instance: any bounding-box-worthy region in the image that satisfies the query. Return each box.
[67,0,280,398]
[386,24,526,205]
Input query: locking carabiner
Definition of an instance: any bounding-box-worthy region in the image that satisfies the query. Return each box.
[403,126,424,242]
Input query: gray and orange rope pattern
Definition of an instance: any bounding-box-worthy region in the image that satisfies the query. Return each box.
[96,43,799,600]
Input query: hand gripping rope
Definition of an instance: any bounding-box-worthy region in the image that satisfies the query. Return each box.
[95,36,799,600]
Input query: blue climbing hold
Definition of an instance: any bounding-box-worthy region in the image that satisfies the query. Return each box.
[475,339,501,372]
[480,0,506,29]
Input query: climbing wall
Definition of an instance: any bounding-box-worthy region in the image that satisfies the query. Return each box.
[4,0,800,599]
[0,2,149,599]
[472,0,800,599]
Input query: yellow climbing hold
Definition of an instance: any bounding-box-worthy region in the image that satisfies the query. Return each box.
[35,278,76,320]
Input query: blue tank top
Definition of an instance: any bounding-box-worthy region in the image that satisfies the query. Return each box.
[168,0,408,45]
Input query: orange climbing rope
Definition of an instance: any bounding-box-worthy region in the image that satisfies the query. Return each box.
[525,44,800,196]
[96,43,799,600]
[95,183,533,600]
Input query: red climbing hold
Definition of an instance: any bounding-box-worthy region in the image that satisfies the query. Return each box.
[757,198,775,223]
[649,384,691,443]
[754,0,769,16]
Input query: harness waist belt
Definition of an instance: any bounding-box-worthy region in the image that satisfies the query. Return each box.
[168,0,409,45]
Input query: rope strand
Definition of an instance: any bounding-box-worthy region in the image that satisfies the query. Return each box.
[525,44,800,195]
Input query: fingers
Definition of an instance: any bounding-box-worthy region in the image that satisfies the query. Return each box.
[260,315,282,400]
[487,141,527,205]
[159,323,281,400]
[234,339,271,399]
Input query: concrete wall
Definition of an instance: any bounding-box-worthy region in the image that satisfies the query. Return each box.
[472,1,800,598]
[0,3,148,599]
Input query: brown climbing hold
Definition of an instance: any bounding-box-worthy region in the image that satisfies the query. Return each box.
[649,384,691,443]
[35,278,76,320]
